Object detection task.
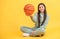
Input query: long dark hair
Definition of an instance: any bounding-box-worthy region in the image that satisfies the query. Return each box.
[37,3,47,28]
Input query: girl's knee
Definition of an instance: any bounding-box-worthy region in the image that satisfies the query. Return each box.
[20,26,25,31]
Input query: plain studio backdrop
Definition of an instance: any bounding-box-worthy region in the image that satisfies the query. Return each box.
[0,0,60,39]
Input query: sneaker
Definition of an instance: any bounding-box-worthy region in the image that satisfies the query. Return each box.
[23,33,30,37]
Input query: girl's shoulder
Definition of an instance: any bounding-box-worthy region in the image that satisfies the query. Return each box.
[46,13,50,20]
[47,13,50,17]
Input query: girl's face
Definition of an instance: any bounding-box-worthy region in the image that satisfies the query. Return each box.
[39,5,45,13]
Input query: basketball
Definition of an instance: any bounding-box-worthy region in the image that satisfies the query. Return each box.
[24,4,35,16]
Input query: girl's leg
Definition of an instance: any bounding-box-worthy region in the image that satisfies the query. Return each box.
[32,31,45,37]
[20,26,34,34]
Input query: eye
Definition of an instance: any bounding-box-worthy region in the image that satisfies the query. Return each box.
[39,7,41,8]
[41,6,43,8]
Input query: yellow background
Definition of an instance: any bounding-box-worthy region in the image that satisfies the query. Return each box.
[0,0,60,39]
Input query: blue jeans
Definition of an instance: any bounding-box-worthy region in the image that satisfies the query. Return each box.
[20,26,44,36]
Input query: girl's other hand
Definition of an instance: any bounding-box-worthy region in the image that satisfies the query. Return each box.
[30,31,36,36]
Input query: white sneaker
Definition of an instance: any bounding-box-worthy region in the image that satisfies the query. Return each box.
[23,33,30,37]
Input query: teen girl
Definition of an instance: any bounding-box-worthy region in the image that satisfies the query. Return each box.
[20,3,49,37]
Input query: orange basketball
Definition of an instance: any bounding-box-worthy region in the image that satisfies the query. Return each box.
[24,4,35,16]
